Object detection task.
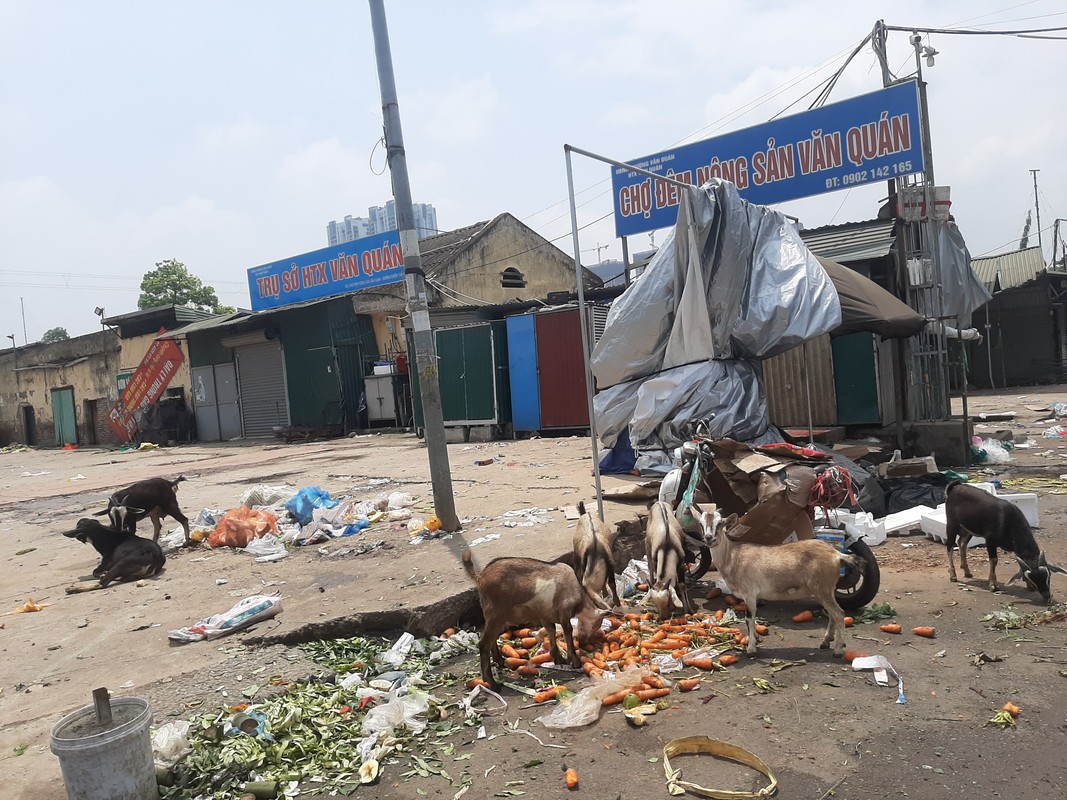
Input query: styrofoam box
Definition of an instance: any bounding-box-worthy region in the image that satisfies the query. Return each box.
[996,493,1040,528]
[919,505,985,548]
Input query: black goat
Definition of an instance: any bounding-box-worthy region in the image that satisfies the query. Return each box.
[63,518,166,593]
[93,475,190,543]
[945,482,1065,603]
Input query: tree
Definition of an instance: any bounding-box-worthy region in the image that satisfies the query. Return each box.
[138,259,235,313]
[1019,210,1032,250]
[41,327,70,343]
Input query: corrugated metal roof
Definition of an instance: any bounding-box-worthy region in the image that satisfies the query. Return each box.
[800,219,896,264]
[970,246,1045,292]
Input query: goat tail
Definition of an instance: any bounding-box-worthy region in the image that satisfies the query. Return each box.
[577,500,587,517]
[839,552,867,580]
[461,549,479,583]
[171,475,188,490]
[945,479,965,496]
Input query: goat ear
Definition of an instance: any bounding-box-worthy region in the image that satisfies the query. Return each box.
[1048,564,1067,575]
[126,506,146,515]
[690,502,703,515]
[1007,568,1026,585]
[668,585,684,609]
[92,509,109,516]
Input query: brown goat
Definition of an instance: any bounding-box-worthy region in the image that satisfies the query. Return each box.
[572,501,620,610]
[462,550,605,689]
[694,506,862,657]
[645,500,692,619]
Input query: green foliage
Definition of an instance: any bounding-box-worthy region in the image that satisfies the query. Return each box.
[138,259,229,313]
[40,327,69,343]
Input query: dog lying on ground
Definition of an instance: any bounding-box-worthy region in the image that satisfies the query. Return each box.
[63,518,166,593]
[945,481,1065,603]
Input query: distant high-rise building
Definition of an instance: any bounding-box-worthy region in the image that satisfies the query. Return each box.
[327,200,438,246]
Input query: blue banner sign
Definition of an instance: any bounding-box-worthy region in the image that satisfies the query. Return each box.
[611,81,924,238]
[247,230,405,311]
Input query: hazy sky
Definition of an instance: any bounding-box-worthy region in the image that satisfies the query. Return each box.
[2,1,1065,342]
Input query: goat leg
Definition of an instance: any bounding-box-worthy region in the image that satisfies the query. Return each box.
[478,627,502,689]
[987,550,999,592]
[958,533,973,578]
[743,596,759,655]
[820,599,847,657]
[605,554,621,608]
[558,618,582,669]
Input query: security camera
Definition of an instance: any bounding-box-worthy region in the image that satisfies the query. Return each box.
[910,32,922,45]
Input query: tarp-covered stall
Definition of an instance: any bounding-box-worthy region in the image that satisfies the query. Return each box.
[591,179,928,473]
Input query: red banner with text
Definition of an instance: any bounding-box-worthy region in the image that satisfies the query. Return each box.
[107,333,185,442]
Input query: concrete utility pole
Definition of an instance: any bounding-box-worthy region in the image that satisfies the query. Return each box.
[368,0,460,531]
[1031,169,1044,260]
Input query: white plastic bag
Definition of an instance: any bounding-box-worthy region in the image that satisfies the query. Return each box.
[379,632,418,668]
[240,485,294,508]
[168,595,283,643]
[538,665,647,729]
[361,689,431,737]
[152,720,192,769]
[245,533,288,561]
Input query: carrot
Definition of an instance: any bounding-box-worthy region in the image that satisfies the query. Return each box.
[636,583,649,591]
[521,636,540,648]
[582,662,603,676]
[724,594,738,606]
[733,604,748,614]
[601,689,633,706]
[517,665,539,677]
[533,686,562,703]
[684,657,716,670]
[641,674,666,689]
[755,624,770,636]
[879,623,902,634]
[718,654,740,666]
[515,628,532,638]
[465,677,490,690]
[504,657,527,669]
[678,679,701,692]
[912,626,936,638]
[621,635,638,648]
[500,644,522,659]
[1002,701,1021,717]
[792,610,815,623]
[843,649,869,662]
[649,639,689,650]
[646,629,666,644]
[529,651,554,665]
[635,687,671,701]
[565,767,579,790]
[706,587,723,599]
[715,609,725,621]
[443,628,456,637]
[843,616,854,627]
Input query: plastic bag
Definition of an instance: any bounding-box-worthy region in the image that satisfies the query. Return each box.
[361,689,431,737]
[168,595,283,643]
[284,486,340,525]
[208,507,279,548]
[245,533,288,561]
[538,665,647,729]
[241,484,294,508]
[379,632,418,668]
[980,438,1012,464]
[387,491,416,509]
[152,720,192,769]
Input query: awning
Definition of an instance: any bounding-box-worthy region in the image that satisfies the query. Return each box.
[818,257,926,339]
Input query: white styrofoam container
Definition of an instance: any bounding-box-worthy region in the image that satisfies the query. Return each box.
[372,364,395,375]
[919,505,985,548]
[881,506,932,535]
[996,493,1040,528]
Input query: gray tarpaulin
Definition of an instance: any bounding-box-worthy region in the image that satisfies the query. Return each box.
[933,220,992,326]
[591,180,842,470]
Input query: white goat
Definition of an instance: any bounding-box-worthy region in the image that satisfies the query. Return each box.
[693,505,861,657]
[645,501,692,619]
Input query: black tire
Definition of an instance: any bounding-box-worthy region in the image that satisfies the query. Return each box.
[684,545,713,586]
[836,538,880,610]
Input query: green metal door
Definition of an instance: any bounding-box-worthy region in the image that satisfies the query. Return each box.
[52,388,77,445]
[460,325,495,421]
[831,333,881,425]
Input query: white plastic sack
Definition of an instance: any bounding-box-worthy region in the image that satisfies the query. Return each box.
[538,665,647,729]
[980,438,1013,464]
[240,485,294,508]
[245,533,288,561]
[387,491,416,509]
[379,632,418,668]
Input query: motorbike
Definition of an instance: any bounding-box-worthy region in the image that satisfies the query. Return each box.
[658,431,881,610]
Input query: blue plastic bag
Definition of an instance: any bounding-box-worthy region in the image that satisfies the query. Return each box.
[284,486,339,525]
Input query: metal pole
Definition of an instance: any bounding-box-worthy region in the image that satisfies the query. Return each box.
[803,340,814,444]
[368,0,459,531]
[565,146,605,521]
[1031,169,1044,261]
[20,297,27,344]
[621,236,631,286]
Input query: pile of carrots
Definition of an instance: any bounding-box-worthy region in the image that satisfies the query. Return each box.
[482,609,759,704]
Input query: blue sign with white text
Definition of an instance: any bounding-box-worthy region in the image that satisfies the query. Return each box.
[247,230,405,311]
[611,81,924,238]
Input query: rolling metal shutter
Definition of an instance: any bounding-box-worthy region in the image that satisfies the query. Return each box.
[235,342,290,437]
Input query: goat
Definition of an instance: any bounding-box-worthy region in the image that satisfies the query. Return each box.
[462,549,605,689]
[644,500,692,619]
[572,501,620,610]
[94,475,190,543]
[693,505,862,657]
[945,481,1065,603]
[63,518,166,593]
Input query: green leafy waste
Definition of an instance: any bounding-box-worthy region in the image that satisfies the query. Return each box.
[855,602,897,624]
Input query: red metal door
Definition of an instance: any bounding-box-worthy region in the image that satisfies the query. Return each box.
[534,310,590,428]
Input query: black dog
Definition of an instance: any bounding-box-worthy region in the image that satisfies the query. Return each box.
[945,482,1065,603]
[63,518,166,593]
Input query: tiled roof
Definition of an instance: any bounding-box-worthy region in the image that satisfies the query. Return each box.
[418,220,490,276]
[970,246,1044,292]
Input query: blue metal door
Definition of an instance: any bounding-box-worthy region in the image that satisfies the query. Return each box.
[506,315,540,431]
